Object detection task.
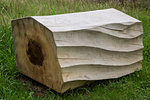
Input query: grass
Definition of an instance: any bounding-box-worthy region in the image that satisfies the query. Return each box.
[0,0,150,99]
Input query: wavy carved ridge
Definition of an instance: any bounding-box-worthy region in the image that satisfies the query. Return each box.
[62,61,142,82]
[57,47,142,68]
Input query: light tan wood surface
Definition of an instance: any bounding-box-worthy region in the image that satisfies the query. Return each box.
[12,8,143,93]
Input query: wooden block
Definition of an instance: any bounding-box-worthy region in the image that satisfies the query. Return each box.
[11,8,143,93]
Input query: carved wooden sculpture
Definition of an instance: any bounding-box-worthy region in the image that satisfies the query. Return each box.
[12,8,143,93]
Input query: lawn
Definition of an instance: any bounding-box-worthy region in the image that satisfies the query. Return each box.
[0,0,150,99]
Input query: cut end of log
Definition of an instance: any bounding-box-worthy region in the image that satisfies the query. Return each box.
[12,8,143,93]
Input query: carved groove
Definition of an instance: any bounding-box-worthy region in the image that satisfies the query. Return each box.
[62,62,142,82]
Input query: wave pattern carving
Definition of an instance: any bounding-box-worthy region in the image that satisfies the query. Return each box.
[54,22,143,82]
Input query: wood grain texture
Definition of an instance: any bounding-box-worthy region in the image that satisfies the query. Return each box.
[12,8,143,93]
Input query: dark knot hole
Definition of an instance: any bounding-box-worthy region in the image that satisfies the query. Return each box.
[26,39,44,66]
